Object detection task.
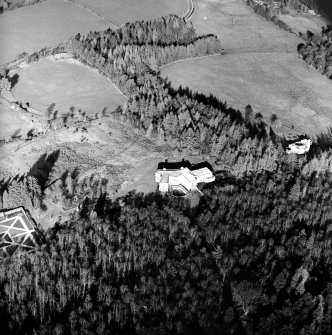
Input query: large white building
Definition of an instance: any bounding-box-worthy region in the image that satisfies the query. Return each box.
[155,161,215,196]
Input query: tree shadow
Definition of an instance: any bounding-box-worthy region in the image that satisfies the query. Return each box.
[8,73,19,90]
[167,82,244,124]
[3,69,19,90]
[315,127,332,151]
[29,150,60,189]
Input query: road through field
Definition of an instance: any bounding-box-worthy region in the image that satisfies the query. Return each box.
[162,0,332,136]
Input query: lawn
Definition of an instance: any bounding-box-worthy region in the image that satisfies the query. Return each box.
[11,56,126,116]
[71,0,188,26]
[161,53,332,136]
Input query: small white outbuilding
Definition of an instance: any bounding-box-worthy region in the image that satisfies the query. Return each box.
[286,138,312,154]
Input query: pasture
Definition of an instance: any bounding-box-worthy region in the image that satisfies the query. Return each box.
[161,0,332,136]
[190,0,301,53]
[0,98,45,140]
[276,13,331,35]
[161,53,332,136]
[71,0,188,26]
[0,0,188,66]
[0,0,111,65]
[12,56,126,116]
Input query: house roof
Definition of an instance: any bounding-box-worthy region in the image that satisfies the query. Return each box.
[157,160,214,172]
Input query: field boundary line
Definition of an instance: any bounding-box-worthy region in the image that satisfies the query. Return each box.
[63,0,119,29]
[159,52,222,70]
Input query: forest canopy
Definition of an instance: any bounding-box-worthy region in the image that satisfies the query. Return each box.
[0,14,332,335]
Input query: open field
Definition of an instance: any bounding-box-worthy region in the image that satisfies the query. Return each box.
[161,0,332,136]
[71,0,188,26]
[277,13,331,35]
[0,119,167,190]
[0,0,112,65]
[0,118,169,225]
[161,53,332,136]
[0,0,188,66]
[0,98,45,140]
[11,56,126,116]
[191,0,301,53]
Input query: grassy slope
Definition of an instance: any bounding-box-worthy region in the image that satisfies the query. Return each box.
[0,0,187,66]
[0,0,111,65]
[161,0,332,136]
[277,12,330,35]
[0,119,166,191]
[0,118,168,227]
[12,57,126,116]
[0,99,44,139]
[72,0,188,26]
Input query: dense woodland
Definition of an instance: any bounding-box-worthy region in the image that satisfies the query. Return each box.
[297,26,332,79]
[1,14,332,335]
[1,159,332,334]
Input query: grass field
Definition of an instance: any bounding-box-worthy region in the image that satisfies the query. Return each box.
[161,0,332,136]
[0,0,187,66]
[277,13,331,35]
[161,53,332,136]
[191,0,301,53]
[71,0,188,26]
[0,0,111,65]
[0,99,45,140]
[11,56,126,116]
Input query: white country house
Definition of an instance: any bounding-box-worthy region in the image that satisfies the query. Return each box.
[155,160,215,196]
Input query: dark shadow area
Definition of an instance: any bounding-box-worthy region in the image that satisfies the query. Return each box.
[94,192,107,218]
[166,82,244,124]
[316,0,332,22]
[158,159,214,171]
[29,150,60,189]
[8,73,19,90]
[315,127,332,151]
[3,69,19,90]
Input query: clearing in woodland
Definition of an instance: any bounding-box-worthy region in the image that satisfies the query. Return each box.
[161,0,332,136]
[12,56,126,116]
[0,118,169,228]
